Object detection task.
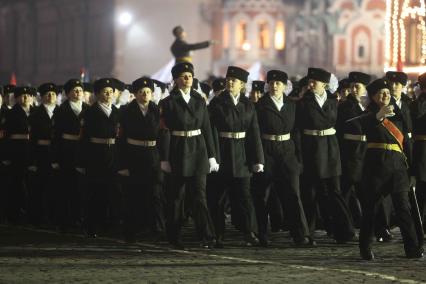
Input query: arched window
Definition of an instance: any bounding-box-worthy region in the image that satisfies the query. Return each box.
[236,21,248,50]
[258,21,270,49]
[274,21,285,50]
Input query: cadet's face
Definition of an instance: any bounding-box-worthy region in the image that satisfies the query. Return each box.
[249,91,262,103]
[342,88,351,98]
[390,81,403,98]
[68,86,84,102]
[372,88,391,107]
[97,87,114,105]
[18,94,31,107]
[42,91,57,105]
[309,79,326,94]
[84,91,92,104]
[135,87,152,105]
[269,80,286,97]
[351,83,366,98]
[114,89,121,103]
[176,72,193,89]
[226,77,243,96]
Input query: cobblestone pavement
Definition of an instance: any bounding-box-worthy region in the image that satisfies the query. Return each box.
[0,225,425,284]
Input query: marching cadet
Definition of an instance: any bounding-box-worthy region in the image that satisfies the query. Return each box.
[118,77,165,242]
[79,78,120,238]
[27,83,58,227]
[352,79,423,260]
[296,67,355,243]
[249,80,265,103]
[410,72,426,232]
[53,79,88,231]
[83,82,94,105]
[336,78,351,102]
[212,78,226,97]
[2,85,15,110]
[336,72,371,228]
[373,71,416,242]
[159,62,219,249]
[170,25,215,63]
[4,86,36,224]
[209,66,264,247]
[254,70,311,246]
[0,86,8,223]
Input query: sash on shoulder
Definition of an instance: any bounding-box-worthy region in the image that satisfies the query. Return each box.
[382,118,404,150]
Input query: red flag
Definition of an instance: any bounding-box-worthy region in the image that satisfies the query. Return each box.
[396,59,403,72]
[10,72,16,85]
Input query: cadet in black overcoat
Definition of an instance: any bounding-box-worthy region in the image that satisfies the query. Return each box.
[296,67,355,243]
[0,86,11,223]
[411,72,426,231]
[254,70,310,246]
[352,79,423,260]
[4,87,36,224]
[159,62,218,249]
[53,79,89,230]
[79,78,120,237]
[27,83,58,226]
[118,77,165,242]
[209,66,264,247]
[336,72,371,227]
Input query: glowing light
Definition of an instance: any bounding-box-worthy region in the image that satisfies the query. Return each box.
[274,21,285,50]
[118,12,132,26]
[242,41,251,51]
[386,0,426,68]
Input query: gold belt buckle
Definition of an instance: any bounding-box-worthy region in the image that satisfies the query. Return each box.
[385,144,392,150]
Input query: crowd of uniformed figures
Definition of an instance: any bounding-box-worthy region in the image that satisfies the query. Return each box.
[0,62,425,260]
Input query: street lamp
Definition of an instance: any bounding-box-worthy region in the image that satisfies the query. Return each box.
[118,12,132,26]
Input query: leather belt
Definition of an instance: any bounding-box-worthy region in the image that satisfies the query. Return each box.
[10,134,29,140]
[343,133,367,142]
[62,133,80,141]
[127,138,156,147]
[413,134,426,141]
[176,56,192,63]
[90,137,116,145]
[261,133,290,141]
[303,128,336,136]
[37,139,51,146]
[367,143,401,153]
[219,132,246,139]
[171,129,201,137]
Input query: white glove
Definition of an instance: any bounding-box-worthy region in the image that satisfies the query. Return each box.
[209,157,220,173]
[118,169,130,176]
[1,160,11,166]
[51,163,60,170]
[252,164,264,173]
[160,161,172,173]
[28,166,37,172]
[376,105,395,121]
[76,167,86,174]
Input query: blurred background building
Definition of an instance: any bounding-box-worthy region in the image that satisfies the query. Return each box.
[0,0,425,85]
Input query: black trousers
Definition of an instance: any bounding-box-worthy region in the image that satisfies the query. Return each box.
[123,175,165,238]
[340,175,363,227]
[302,175,355,241]
[27,166,56,227]
[359,168,420,253]
[166,174,214,243]
[58,166,83,228]
[7,162,28,225]
[209,175,257,238]
[253,172,309,241]
[415,180,426,232]
[86,174,122,235]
